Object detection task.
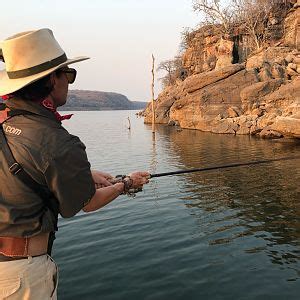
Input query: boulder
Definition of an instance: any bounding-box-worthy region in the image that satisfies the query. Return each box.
[246,47,291,70]
[259,68,273,81]
[252,108,264,117]
[183,64,245,94]
[246,51,265,70]
[170,68,258,131]
[250,125,262,135]
[144,86,180,124]
[215,55,233,70]
[227,107,240,118]
[240,79,283,111]
[215,39,234,70]
[236,125,251,135]
[283,4,299,47]
[168,120,180,126]
[211,119,239,134]
[269,117,300,138]
[285,54,295,63]
[264,77,300,106]
[259,128,283,138]
[286,66,299,77]
[271,64,286,79]
[288,63,298,70]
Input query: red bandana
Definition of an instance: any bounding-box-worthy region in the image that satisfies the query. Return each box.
[0,95,73,122]
[1,95,12,100]
[41,99,73,122]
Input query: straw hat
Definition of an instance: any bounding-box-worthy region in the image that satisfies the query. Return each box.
[0,28,89,96]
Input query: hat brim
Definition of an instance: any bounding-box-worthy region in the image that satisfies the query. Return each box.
[0,56,89,96]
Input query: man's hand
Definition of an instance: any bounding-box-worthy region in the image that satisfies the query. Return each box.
[128,171,150,189]
[91,170,113,189]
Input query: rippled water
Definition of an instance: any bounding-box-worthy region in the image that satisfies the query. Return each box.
[54,110,300,300]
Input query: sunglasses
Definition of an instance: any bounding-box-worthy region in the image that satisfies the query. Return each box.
[57,68,77,84]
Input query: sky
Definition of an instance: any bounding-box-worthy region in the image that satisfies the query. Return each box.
[0,0,200,102]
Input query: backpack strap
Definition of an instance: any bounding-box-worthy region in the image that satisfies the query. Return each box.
[0,126,52,203]
[0,106,49,200]
[0,107,58,254]
[7,109,37,118]
[0,103,38,122]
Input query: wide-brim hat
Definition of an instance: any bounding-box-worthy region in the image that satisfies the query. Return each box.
[0,28,89,96]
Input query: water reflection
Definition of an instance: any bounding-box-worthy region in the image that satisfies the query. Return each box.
[150,133,160,207]
[148,124,300,271]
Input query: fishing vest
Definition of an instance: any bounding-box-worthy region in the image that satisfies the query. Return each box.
[0,103,58,254]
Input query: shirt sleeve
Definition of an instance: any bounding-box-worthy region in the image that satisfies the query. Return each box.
[44,135,96,218]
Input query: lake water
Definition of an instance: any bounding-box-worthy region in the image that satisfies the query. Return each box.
[54,110,300,300]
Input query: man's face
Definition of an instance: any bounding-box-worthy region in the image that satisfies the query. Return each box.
[50,69,69,107]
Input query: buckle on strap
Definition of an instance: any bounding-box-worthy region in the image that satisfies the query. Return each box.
[9,162,22,175]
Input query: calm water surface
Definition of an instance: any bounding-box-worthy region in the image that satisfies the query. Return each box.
[54,110,300,300]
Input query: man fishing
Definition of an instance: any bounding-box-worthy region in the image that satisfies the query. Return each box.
[0,28,149,299]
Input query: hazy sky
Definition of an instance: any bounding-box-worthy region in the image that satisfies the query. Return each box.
[0,0,200,101]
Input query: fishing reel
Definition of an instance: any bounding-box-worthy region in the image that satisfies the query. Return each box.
[110,175,143,197]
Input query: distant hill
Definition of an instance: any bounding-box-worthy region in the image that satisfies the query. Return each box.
[61,89,147,111]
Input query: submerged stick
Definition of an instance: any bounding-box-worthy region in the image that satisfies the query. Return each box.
[127,117,131,130]
[150,156,300,178]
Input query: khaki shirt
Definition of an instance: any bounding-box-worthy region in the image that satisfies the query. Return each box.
[0,97,96,237]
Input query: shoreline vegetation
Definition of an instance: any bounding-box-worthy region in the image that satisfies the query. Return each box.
[142,0,300,140]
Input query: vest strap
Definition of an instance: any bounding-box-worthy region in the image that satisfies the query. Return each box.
[0,108,58,254]
[0,127,51,201]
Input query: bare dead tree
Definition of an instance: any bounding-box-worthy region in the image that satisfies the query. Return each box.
[233,0,275,49]
[157,56,184,88]
[192,0,236,34]
[180,27,195,52]
[173,56,183,74]
[151,54,155,134]
[157,59,174,86]
[193,0,291,50]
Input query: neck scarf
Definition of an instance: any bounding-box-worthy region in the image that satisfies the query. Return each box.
[1,95,73,122]
[41,99,73,122]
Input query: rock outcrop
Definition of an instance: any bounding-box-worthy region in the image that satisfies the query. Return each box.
[143,1,300,139]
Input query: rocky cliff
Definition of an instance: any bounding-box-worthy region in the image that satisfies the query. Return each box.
[62,90,147,111]
[144,1,300,139]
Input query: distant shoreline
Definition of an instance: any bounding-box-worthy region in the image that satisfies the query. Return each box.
[58,107,143,111]
[64,89,147,111]
[0,89,147,111]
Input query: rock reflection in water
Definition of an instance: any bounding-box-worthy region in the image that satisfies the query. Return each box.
[151,125,300,270]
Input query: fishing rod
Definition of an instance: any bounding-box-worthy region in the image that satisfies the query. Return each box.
[150,156,300,178]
